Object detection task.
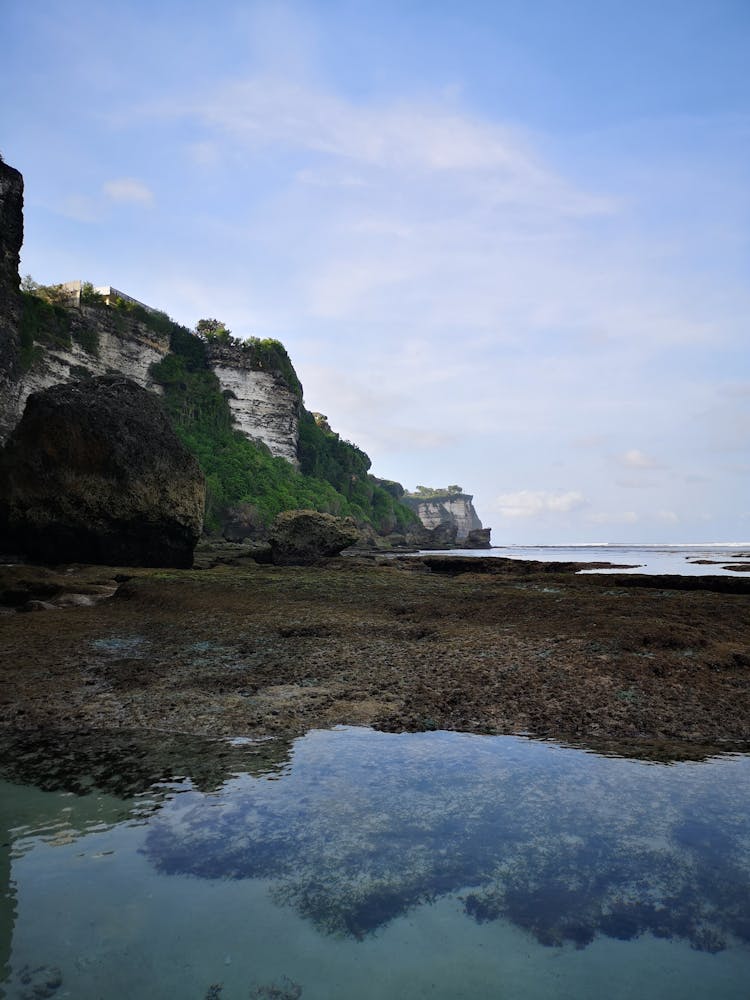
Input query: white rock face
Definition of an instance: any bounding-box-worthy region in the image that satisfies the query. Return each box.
[1,305,303,465]
[0,311,169,444]
[410,496,483,541]
[211,364,300,464]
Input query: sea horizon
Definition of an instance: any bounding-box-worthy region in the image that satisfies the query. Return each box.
[424,541,750,576]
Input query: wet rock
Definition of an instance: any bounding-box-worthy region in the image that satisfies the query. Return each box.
[19,599,58,612]
[464,528,492,549]
[221,502,268,542]
[192,539,272,569]
[0,375,205,567]
[268,509,360,565]
[414,522,459,549]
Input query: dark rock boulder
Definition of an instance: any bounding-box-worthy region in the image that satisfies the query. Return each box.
[410,522,459,550]
[221,502,267,542]
[0,160,24,441]
[0,376,205,567]
[269,509,359,565]
[464,528,492,549]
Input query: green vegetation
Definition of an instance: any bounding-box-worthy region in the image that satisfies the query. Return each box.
[200,320,303,399]
[298,410,416,532]
[237,338,303,399]
[406,485,465,499]
[18,279,414,535]
[19,283,99,371]
[151,326,412,534]
[196,317,231,341]
[103,295,181,340]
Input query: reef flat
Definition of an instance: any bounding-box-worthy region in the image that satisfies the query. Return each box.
[1,557,749,745]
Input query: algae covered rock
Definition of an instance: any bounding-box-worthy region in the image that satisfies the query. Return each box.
[269,509,359,565]
[0,375,205,567]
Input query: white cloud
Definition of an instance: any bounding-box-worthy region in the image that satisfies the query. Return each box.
[619,449,664,469]
[157,77,615,217]
[103,178,154,205]
[111,70,748,542]
[493,490,587,519]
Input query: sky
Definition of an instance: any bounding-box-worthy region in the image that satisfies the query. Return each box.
[2,0,749,543]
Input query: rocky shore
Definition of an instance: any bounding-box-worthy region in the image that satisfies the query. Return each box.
[1,554,749,748]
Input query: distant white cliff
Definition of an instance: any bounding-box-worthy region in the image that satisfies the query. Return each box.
[402,491,485,543]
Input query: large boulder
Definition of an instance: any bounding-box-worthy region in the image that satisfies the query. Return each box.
[0,375,205,567]
[268,509,359,565]
[221,502,267,542]
[464,528,492,549]
[410,522,458,550]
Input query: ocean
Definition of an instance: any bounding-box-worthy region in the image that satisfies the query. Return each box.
[420,543,750,577]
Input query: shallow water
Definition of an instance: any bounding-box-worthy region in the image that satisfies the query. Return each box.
[1,727,749,999]
[423,543,750,576]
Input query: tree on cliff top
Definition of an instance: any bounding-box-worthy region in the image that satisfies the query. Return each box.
[196,318,232,342]
[411,484,463,498]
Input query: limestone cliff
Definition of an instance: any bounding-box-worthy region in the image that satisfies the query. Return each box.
[1,306,170,444]
[402,491,485,544]
[206,342,300,464]
[0,162,301,462]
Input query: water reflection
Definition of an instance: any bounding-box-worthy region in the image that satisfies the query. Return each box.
[140,728,750,950]
[1,727,750,998]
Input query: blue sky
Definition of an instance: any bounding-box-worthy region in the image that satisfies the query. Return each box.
[3,0,749,542]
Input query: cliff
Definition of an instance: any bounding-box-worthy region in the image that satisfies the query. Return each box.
[1,304,301,469]
[206,341,300,465]
[2,303,171,443]
[0,161,452,539]
[0,160,23,442]
[402,491,484,543]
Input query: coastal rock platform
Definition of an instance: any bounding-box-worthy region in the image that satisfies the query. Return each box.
[1,558,748,748]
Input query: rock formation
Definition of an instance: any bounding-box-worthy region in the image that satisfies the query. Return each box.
[0,376,205,567]
[0,160,23,442]
[0,161,486,543]
[207,342,300,464]
[464,528,492,549]
[0,305,171,444]
[0,165,300,464]
[268,510,360,565]
[402,491,488,545]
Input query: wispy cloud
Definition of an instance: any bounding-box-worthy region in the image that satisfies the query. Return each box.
[618,449,664,470]
[152,76,615,217]
[493,490,588,519]
[103,178,154,205]
[36,54,748,542]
